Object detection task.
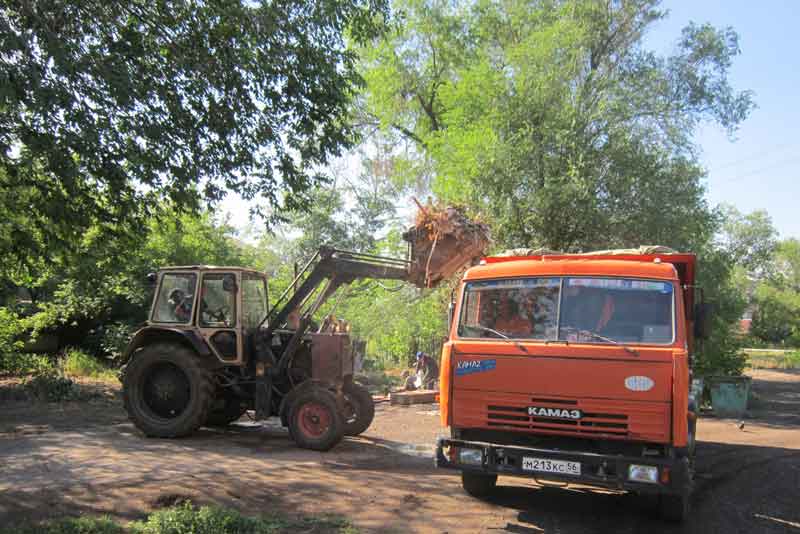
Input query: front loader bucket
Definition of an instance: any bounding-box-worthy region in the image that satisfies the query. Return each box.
[404,204,491,288]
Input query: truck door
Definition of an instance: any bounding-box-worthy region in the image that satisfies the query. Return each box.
[197,272,242,364]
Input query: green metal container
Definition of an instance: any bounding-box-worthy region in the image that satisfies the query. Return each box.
[708,376,752,417]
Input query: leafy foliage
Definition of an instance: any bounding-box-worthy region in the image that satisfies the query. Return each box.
[361,0,752,253]
[0,0,388,268]
[718,204,778,278]
[750,239,800,346]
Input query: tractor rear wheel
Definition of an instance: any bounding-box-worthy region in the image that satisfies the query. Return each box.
[287,387,343,451]
[206,391,248,427]
[122,343,214,438]
[342,382,375,436]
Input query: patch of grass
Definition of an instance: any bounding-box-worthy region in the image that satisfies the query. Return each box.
[746,350,800,370]
[130,504,356,534]
[63,348,117,380]
[1,515,122,534]
[3,505,359,534]
[0,352,55,377]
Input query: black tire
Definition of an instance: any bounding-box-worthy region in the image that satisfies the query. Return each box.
[206,391,248,427]
[687,417,697,461]
[659,492,690,522]
[287,387,343,451]
[342,382,375,436]
[122,342,214,438]
[461,471,498,498]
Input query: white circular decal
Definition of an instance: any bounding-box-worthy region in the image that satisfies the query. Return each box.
[625,376,654,392]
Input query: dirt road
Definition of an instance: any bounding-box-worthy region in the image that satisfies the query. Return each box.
[1,369,799,533]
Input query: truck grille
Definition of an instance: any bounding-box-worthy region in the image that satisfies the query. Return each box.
[487,398,629,436]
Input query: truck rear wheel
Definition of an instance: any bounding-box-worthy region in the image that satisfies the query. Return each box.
[659,492,690,522]
[122,343,214,438]
[461,471,498,498]
[287,387,343,451]
[342,382,375,436]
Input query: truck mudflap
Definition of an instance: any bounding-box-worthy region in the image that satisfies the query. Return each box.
[436,438,691,496]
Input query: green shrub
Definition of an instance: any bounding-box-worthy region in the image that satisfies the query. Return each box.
[63,348,114,379]
[23,370,81,402]
[786,351,800,369]
[0,307,28,374]
[100,322,136,363]
[129,503,355,534]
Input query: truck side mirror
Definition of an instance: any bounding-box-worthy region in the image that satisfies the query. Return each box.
[447,289,456,328]
[694,302,714,340]
[146,272,158,285]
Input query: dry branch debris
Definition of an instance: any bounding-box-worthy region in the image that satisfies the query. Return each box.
[403,201,491,288]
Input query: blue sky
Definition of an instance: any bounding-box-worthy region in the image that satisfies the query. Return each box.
[646,1,800,239]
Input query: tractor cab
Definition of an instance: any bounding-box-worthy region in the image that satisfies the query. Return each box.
[148,267,269,365]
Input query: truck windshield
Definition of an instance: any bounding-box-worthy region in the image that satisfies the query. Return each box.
[458,277,674,344]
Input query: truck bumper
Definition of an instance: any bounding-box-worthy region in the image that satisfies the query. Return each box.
[436,438,690,496]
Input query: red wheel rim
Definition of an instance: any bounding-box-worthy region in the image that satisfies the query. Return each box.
[297,402,332,438]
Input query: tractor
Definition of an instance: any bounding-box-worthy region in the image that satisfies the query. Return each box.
[120,247,416,451]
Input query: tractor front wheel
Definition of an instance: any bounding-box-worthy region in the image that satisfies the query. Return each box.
[342,382,375,436]
[287,387,343,451]
[122,343,214,438]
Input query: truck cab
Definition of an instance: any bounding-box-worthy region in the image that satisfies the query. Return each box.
[436,251,703,521]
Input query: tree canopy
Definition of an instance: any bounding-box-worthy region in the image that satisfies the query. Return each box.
[0,0,388,268]
[360,0,753,252]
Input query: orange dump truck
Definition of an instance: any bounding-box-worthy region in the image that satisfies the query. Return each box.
[435,250,709,521]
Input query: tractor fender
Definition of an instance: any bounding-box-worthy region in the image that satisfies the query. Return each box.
[279,379,334,427]
[121,326,213,366]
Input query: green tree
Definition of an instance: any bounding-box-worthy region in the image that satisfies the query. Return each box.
[0,0,388,268]
[718,204,778,278]
[361,0,753,252]
[750,239,800,346]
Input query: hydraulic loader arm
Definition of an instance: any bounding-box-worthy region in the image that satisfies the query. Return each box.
[260,246,411,341]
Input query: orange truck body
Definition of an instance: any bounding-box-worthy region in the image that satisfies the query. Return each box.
[436,251,699,511]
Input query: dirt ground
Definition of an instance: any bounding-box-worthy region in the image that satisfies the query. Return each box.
[1,370,799,533]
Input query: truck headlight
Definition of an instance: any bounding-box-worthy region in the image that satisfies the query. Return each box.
[458,448,483,466]
[628,464,659,484]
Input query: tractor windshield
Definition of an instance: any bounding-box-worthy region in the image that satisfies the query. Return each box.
[152,273,197,323]
[458,277,675,344]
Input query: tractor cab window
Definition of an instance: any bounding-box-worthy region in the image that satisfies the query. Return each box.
[458,278,560,339]
[242,274,268,329]
[153,273,197,323]
[199,273,237,328]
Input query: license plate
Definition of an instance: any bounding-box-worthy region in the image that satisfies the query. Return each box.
[522,457,581,476]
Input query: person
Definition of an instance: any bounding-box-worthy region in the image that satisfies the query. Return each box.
[405,351,439,390]
[168,288,193,322]
[493,295,532,336]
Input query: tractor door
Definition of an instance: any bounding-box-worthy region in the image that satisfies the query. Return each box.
[197,272,242,364]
